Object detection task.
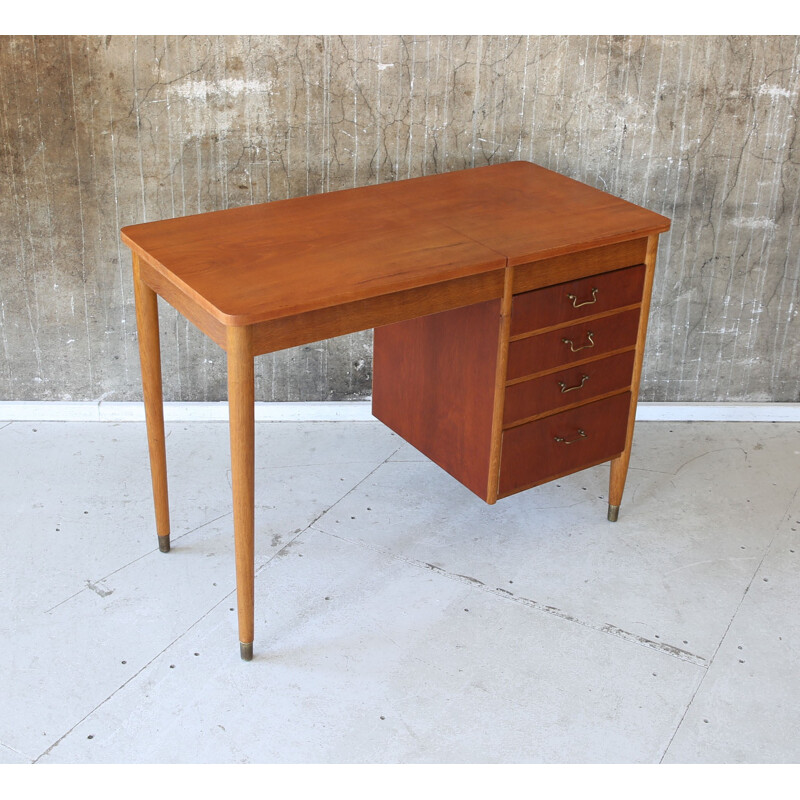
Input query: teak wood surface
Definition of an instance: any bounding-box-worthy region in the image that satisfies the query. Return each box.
[505,307,642,381]
[122,160,670,659]
[510,263,646,336]
[498,392,633,498]
[502,350,637,428]
[372,298,502,499]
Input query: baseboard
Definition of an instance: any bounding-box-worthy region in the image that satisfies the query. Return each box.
[0,400,377,423]
[634,403,800,422]
[1,400,799,423]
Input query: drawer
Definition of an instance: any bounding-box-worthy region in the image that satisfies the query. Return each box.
[503,350,636,426]
[512,238,648,294]
[510,263,645,336]
[498,392,631,497]
[506,307,640,381]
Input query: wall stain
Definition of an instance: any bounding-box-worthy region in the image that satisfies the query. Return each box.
[1,35,798,403]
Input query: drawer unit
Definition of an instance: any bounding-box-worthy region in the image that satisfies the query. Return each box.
[373,230,665,514]
[503,350,636,427]
[506,307,641,381]
[498,392,631,497]
[510,264,646,336]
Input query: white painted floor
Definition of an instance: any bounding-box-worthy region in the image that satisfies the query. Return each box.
[0,418,798,763]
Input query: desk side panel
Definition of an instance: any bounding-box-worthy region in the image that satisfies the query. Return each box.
[250,270,505,356]
[372,298,501,502]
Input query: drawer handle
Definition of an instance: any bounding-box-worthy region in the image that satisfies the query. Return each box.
[558,374,590,393]
[561,331,595,352]
[567,288,598,308]
[553,429,587,445]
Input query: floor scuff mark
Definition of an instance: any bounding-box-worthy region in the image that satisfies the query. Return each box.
[86,580,114,598]
[319,527,709,668]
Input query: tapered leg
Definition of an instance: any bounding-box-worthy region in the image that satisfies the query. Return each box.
[608,234,660,522]
[608,454,629,522]
[132,254,171,552]
[227,325,255,661]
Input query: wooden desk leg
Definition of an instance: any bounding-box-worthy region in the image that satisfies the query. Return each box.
[227,325,255,661]
[608,234,660,522]
[132,253,171,553]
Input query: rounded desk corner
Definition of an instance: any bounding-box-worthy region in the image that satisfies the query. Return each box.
[216,310,258,331]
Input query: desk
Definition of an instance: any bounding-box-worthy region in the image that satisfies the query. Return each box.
[121,161,670,660]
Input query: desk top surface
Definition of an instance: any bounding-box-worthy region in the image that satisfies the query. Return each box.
[121,160,670,326]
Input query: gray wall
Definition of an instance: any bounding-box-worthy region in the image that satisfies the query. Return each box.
[1,35,798,403]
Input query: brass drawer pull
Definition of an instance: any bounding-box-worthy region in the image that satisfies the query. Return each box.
[567,288,598,308]
[561,331,594,352]
[554,428,587,445]
[558,374,590,393]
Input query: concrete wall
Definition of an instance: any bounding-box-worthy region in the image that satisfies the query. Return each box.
[1,35,798,403]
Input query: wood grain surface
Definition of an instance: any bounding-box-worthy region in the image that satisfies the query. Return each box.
[511,239,648,295]
[372,298,502,500]
[506,307,642,380]
[121,161,669,328]
[510,264,646,336]
[498,392,631,498]
[381,162,669,266]
[610,234,661,511]
[122,187,505,326]
[502,350,636,426]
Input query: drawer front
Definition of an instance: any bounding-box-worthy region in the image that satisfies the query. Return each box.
[503,350,636,426]
[506,307,640,381]
[512,238,648,295]
[510,263,646,336]
[498,392,631,497]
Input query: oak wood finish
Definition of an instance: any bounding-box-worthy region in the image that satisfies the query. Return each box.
[608,235,661,519]
[486,267,516,504]
[122,160,670,658]
[132,253,171,553]
[227,325,255,656]
[498,392,631,498]
[510,264,646,337]
[137,257,227,350]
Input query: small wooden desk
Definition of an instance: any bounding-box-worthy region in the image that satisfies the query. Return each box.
[121,161,670,660]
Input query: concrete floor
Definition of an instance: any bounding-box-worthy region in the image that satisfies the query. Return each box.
[0,417,798,763]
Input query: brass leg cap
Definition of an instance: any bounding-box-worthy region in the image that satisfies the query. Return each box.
[607,504,620,522]
[158,535,171,553]
[240,642,253,661]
